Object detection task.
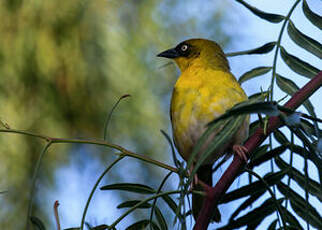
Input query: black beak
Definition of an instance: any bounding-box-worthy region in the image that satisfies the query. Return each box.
[157,48,180,58]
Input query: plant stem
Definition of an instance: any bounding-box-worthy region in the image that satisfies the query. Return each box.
[0,129,178,173]
[80,156,125,230]
[269,0,301,101]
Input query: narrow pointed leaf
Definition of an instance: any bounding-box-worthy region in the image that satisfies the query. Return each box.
[30,216,46,230]
[273,129,289,145]
[288,20,322,58]
[276,74,315,117]
[248,91,268,101]
[281,206,303,229]
[238,66,272,84]
[280,47,319,79]
[117,200,151,209]
[303,0,322,30]
[91,225,108,230]
[161,195,178,215]
[236,0,284,23]
[277,183,322,229]
[155,207,168,230]
[100,183,154,194]
[218,198,284,230]
[192,115,245,177]
[226,42,276,56]
[126,220,159,230]
[248,145,287,169]
[268,220,278,230]
[229,190,265,221]
[301,119,322,137]
[220,171,286,203]
[209,102,279,125]
[275,157,322,202]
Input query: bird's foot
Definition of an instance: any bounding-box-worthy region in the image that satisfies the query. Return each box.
[233,144,248,163]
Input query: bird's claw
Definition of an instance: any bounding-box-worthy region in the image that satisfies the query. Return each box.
[233,145,248,163]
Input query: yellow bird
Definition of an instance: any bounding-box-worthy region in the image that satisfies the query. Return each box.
[157,39,249,222]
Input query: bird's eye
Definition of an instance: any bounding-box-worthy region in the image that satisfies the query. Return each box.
[181,44,188,52]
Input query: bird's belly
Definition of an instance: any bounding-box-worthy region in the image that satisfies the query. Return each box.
[171,89,225,162]
[171,85,248,164]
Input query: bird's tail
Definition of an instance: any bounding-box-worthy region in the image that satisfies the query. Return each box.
[192,164,221,222]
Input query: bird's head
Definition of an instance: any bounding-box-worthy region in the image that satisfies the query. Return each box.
[157,38,229,72]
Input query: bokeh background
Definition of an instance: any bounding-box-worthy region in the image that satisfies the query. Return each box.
[0,0,320,229]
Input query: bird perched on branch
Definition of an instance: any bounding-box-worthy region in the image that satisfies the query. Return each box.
[157,38,249,222]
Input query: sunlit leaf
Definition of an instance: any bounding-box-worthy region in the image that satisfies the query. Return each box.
[117,200,151,209]
[276,73,316,117]
[280,47,319,79]
[100,183,154,194]
[226,42,276,57]
[277,183,322,229]
[238,66,272,84]
[302,0,322,30]
[155,207,168,230]
[236,0,284,23]
[288,20,322,59]
[30,216,46,230]
[220,171,286,203]
[275,157,322,202]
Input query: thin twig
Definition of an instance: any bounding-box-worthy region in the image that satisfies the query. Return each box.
[54,200,61,230]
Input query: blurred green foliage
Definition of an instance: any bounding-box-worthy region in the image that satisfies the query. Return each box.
[0,0,232,228]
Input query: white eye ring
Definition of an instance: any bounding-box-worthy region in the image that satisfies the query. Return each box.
[181,44,188,52]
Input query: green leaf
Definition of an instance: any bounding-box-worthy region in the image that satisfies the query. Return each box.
[229,190,265,221]
[280,47,319,79]
[248,91,268,102]
[160,195,178,215]
[236,0,284,23]
[126,220,150,230]
[117,200,151,209]
[280,206,303,230]
[249,120,261,137]
[220,171,286,204]
[268,219,278,230]
[238,66,272,84]
[154,207,168,230]
[277,183,322,229]
[273,129,289,145]
[100,183,155,194]
[275,157,322,202]
[208,102,279,126]
[218,198,284,230]
[91,225,109,230]
[191,115,245,177]
[303,0,322,30]
[226,42,276,57]
[30,216,46,230]
[300,119,322,138]
[248,145,287,169]
[288,20,322,59]
[276,73,316,117]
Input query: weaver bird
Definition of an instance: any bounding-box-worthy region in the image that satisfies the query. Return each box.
[157,39,249,222]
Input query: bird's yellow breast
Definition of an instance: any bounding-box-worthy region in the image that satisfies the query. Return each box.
[170,67,247,161]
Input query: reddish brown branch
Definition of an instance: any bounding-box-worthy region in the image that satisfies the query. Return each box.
[194,71,322,230]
